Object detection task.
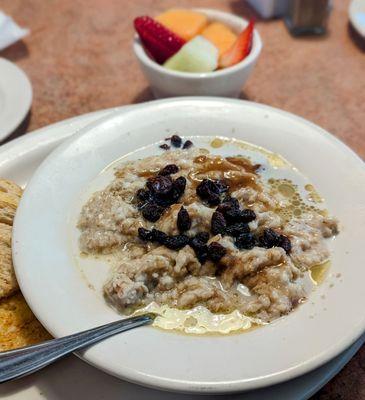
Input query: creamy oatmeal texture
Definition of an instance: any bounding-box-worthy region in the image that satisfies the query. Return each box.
[78,142,338,328]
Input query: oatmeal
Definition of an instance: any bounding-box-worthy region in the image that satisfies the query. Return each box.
[78,137,338,324]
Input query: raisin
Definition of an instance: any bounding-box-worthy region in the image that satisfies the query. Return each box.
[196,179,227,206]
[258,228,281,248]
[235,233,256,250]
[216,204,229,215]
[196,179,217,198]
[170,176,186,202]
[182,140,193,149]
[216,197,240,220]
[152,176,186,207]
[211,211,227,235]
[173,176,186,192]
[141,203,165,222]
[258,229,291,253]
[164,234,189,250]
[223,207,240,222]
[194,232,210,243]
[167,191,181,206]
[152,190,173,207]
[177,206,191,232]
[138,227,154,241]
[218,196,240,212]
[195,245,208,264]
[170,135,182,148]
[136,188,152,203]
[278,235,291,254]
[189,232,210,263]
[225,222,250,237]
[147,175,173,195]
[189,232,209,250]
[152,194,172,208]
[208,193,221,206]
[238,209,256,223]
[208,242,226,262]
[223,195,239,205]
[159,144,170,150]
[158,164,179,176]
[215,180,229,194]
[151,229,168,244]
[225,208,256,223]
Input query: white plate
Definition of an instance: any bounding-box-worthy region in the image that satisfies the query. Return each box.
[12,98,365,394]
[0,58,32,141]
[349,0,365,37]
[0,105,363,400]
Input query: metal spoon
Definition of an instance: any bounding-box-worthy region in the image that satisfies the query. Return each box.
[0,313,155,384]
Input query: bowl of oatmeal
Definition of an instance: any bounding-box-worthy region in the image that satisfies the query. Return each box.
[78,137,337,332]
[13,98,365,393]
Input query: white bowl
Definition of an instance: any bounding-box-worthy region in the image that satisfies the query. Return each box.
[13,97,365,394]
[133,9,263,98]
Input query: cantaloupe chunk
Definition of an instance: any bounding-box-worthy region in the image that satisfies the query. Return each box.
[156,9,208,41]
[201,22,237,56]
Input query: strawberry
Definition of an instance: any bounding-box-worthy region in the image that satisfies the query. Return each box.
[218,19,255,69]
[134,16,186,64]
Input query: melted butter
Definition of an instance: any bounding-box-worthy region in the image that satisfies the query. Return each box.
[278,183,296,198]
[305,184,324,203]
[310,261,331,285]
[210,138,224,148]
[264,153,289,169]
[133,303,263,335]
[269,178,327,222]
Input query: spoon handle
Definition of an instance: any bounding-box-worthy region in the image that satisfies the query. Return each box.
[0,313,154,384]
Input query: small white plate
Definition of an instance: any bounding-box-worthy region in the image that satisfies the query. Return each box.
[349,0,365,37]
[0,58,32,141]
[13,98,365,394]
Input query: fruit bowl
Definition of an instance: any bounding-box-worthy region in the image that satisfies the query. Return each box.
[133,8,263,98]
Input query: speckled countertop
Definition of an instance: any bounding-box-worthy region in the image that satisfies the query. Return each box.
[1,0,364,398]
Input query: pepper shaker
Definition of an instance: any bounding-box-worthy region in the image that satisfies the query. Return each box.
[285,0,331,35]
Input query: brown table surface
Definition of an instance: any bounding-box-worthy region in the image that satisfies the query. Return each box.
[1,0,365,398]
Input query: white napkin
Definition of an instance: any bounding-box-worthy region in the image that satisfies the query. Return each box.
[0,11,29,51]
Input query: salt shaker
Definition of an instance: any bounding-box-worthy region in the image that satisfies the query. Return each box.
[285,0,331,35]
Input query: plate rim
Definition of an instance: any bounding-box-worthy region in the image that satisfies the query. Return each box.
[349,0,365,37]
[0,58,32,141]
[12,97,365,394]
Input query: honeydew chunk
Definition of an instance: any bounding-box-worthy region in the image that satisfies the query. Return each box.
[156,9,208,41]
[201,22,237,56]
[164,36,218,73]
